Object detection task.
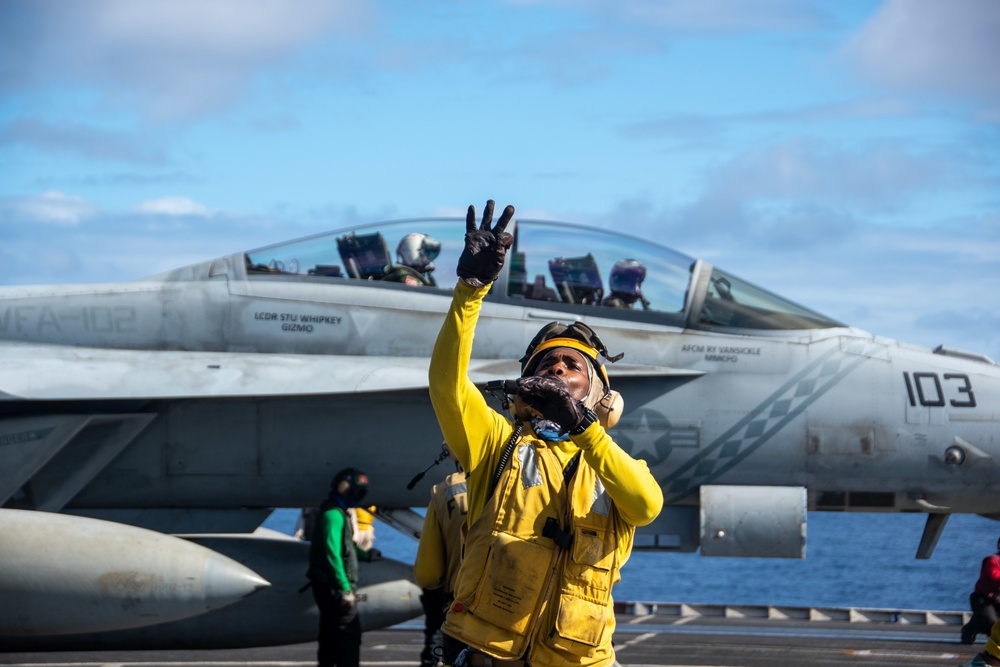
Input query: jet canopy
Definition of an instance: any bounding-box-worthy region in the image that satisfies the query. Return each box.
[244,218,843,332]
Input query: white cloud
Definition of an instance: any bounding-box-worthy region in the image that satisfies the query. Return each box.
[0,0,372,122]
[0,193,371,285]
[0,191,95,226]
[676,137,978,236]
[134,196,212,217]
[517,0,831,32]
[843,0,1000,119]
[603,0,830,32]
[0,118,166,164]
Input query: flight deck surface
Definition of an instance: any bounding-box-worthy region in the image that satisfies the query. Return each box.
[0,612,980,667]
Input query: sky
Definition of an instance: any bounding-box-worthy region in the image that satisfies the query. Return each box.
[1,0,998,359]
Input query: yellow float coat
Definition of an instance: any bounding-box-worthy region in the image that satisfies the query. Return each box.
[414,471,468,595]
[987,618,1000,659]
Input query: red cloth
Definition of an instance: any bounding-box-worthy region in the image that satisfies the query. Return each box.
[974,554,1000,599]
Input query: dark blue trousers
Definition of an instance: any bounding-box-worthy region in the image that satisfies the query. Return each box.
[312,583,361,667]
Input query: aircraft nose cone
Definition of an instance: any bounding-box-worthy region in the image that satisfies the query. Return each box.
[202,552,271,602]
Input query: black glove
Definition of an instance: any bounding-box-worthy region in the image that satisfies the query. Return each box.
[515,376,586,434]
[457,200,514,287]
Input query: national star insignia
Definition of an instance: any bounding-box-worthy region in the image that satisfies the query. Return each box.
[612,409,675,466]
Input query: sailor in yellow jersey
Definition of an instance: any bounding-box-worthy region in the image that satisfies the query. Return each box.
[428,201,663,667]
[964,619,1000,666]
[414,444,468,666]
[987,621,1000,664]
[351,506,378,553]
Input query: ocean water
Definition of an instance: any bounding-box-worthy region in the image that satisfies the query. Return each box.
[263,509,997,612]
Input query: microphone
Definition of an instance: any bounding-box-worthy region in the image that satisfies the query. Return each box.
[406,446,451,490]
[484,379,520,393]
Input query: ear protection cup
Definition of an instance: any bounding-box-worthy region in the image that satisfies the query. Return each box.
[594,389,623,428]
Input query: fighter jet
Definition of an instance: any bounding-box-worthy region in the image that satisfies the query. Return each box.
[1,216,997,649]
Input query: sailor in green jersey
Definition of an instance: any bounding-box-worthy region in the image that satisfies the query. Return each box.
[306,468,377,667]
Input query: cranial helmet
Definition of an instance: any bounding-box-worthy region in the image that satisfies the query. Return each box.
[331,467,369,506]
[396,233,442,272]
[518,321,625,428]
[609,259,647,305]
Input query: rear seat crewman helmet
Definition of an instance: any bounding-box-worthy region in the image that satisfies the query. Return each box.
[609,258,647,305]
[397,233,441,273]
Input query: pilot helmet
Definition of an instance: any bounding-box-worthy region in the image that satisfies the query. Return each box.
[609,259,646,304]
[331,468,369,506]
[396,233,441,272]
[518,321,624,428]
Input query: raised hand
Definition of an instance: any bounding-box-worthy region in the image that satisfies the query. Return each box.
[457,199,514,287]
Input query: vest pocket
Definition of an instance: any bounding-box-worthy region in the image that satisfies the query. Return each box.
[566,527,614,591]
[550,592,612,650]
[466,532,554,635]
[546,528,616,654]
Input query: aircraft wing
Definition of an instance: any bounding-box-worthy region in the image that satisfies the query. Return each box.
[0,343,703,401]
